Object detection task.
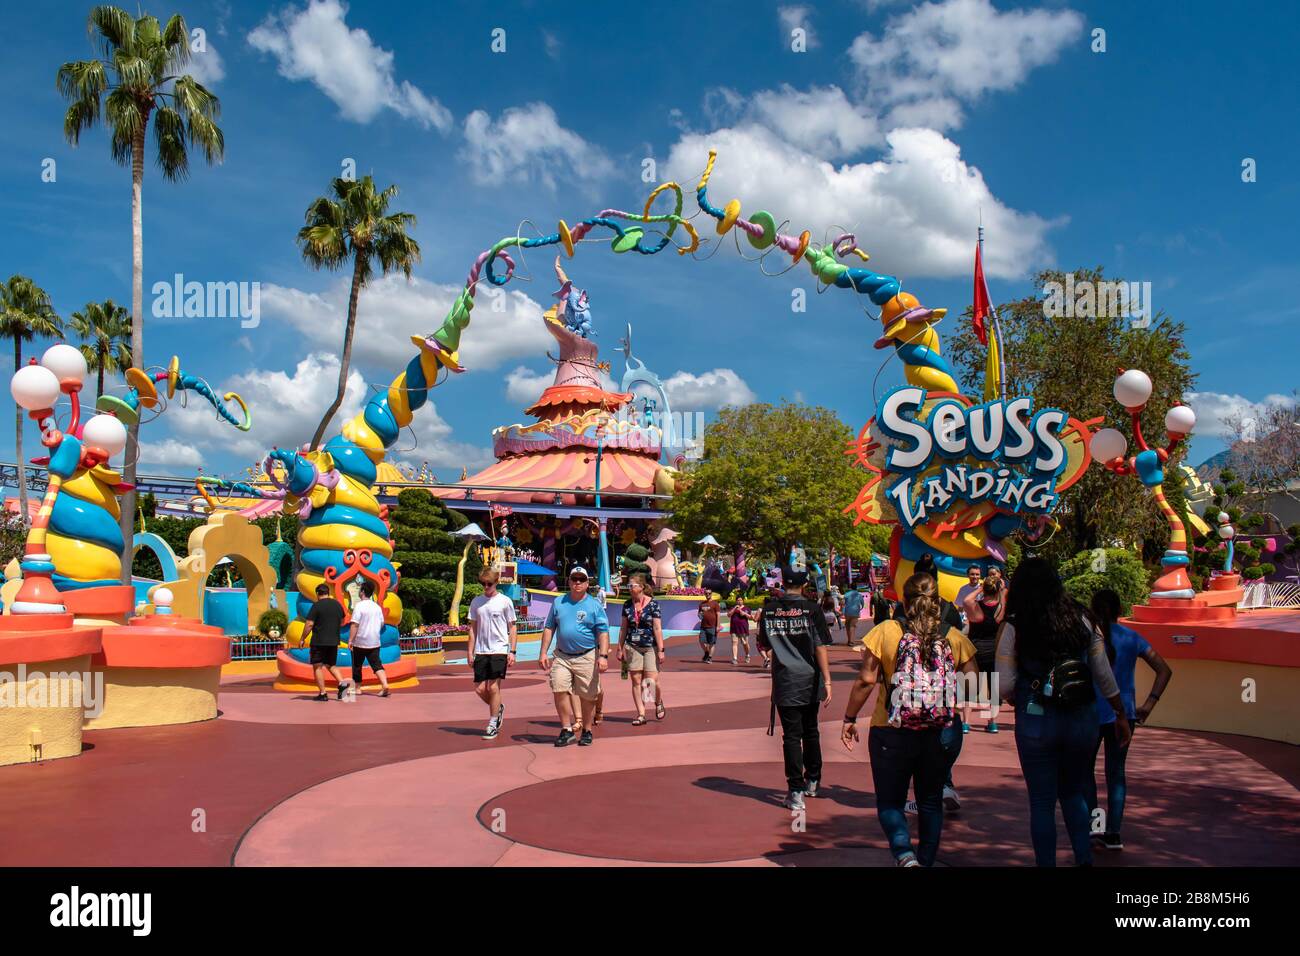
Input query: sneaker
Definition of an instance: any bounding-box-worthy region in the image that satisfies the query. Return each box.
[578,730,594,747]
[904,799,918,815]
[379,689,391,698]
[961,722,970,734]
[555,728,576,747]
[313,693,329,702]
[804,778,820,798]
[986,721,999,734]
[1099,832,1124,850]
[896,853,920,868]
[943,786,961,811]
[482,719,500,740]
[785,790,806,811]
[336,681,350,701]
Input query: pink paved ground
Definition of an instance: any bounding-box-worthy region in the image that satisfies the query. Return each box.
[1,640,1298,867]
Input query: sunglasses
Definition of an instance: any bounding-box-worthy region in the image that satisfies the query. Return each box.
[569,576,588,582]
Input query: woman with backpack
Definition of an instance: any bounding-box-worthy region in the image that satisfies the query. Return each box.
[996,558,1131,866]
[842,573,979,867]
[1086,589,1173,851]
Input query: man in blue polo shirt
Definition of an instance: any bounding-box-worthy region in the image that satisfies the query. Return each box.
[539,566,610,747]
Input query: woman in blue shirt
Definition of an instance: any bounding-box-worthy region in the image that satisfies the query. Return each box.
[1087,589,1174,851]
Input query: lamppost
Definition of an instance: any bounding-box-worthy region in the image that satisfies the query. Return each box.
[8,344,129,613]
[1090,368,1197,600]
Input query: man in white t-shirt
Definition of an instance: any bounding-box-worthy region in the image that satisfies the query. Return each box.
[468,568,518,740]
[347,579,390,697]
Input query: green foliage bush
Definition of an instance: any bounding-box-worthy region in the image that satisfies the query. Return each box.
[399,608,422,635]
[1060,548,1150,615]
[257,609,288,636]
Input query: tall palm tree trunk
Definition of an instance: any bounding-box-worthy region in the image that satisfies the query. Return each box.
[96,342,106,398]
[308,255,365,451]
[14,339,28,526]
[119,124,146,584]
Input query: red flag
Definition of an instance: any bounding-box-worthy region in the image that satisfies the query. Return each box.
[972,243,991,346]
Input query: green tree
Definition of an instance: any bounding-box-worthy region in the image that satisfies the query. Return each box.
[59,5,225,583]
[671,402,864,565]
[69,298,132,397]
[1060,547,1151,615]
[947,267,1196,563]
[298,176,421,450]
[389,489,480,623]
[0,275,63,524]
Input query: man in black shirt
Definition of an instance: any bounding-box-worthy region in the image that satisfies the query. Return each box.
[302,583,348,701]
[758,569,833,811]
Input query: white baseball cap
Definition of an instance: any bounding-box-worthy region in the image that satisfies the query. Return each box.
[568,566,590,580]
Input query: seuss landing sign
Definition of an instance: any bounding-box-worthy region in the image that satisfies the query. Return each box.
[877,387,1070,529]
[845,385,1096,601]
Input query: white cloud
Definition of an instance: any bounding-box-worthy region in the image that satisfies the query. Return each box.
[664,122,1056,279]
[1185,392,1295,439]
[750,85,881,159]
[778,5,819,48]
[248,0,452,130]
[165,351,367,462]
[542,30,562,60]
[184,41,226,86]
[137,438,204,470]
[849,0,1083,130]
[663,369,757,411]
[461,103,616,191]
[162,350,491,474]
[259,273,553,373]
[504,366,553,406]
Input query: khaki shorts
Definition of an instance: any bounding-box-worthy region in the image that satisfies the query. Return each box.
[550,649,601,699]
[624,644,659,673]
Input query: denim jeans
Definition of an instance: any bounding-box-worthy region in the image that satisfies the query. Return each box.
[1085,722,1129,836]
[869,724,947,865]
[777,701,823,792]
[941,719,963,789]
[1013,685,1097,866]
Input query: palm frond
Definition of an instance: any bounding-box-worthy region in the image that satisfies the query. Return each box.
[153,105,189,181]
[88,6,137,61]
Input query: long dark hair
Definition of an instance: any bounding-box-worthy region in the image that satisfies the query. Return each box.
[1006,557,1093,667]
[1090,588,1122,664]
[902,573,946,669]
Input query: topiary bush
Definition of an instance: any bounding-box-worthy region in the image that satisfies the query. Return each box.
[257,608,288,637]
[1060,548,1151,615]
[399,608,422,635]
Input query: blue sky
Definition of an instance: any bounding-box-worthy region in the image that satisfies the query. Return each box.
[2,0,1296,485]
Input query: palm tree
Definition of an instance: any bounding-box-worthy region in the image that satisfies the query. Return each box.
[0,276,64,524]
[58,5,225,580]
[69,299,132,398]
[298,175,421,450]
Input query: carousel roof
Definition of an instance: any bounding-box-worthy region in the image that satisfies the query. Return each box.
[433,448,660,505]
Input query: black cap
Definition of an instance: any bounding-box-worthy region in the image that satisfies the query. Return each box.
[783,569,809,588]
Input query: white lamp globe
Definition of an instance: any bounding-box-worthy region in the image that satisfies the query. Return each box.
[1217,523,1234,540]
[1090,428,1128,464]
[10,363,61,411]
[41,343,87,386]
[82,413,128,457]
[153,586,174,608]
[1165,404,1196,436]
[1113,369,1153,408]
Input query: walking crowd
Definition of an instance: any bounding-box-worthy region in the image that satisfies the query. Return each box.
[303,550,1173,867]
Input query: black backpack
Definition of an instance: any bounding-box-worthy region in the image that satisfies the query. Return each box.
[1036,653,1095,708]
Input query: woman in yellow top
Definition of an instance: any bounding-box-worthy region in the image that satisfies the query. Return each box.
[841,573,979,867]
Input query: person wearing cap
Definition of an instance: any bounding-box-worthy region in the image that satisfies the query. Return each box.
[539,565,610,747]
[757,568,833,811]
